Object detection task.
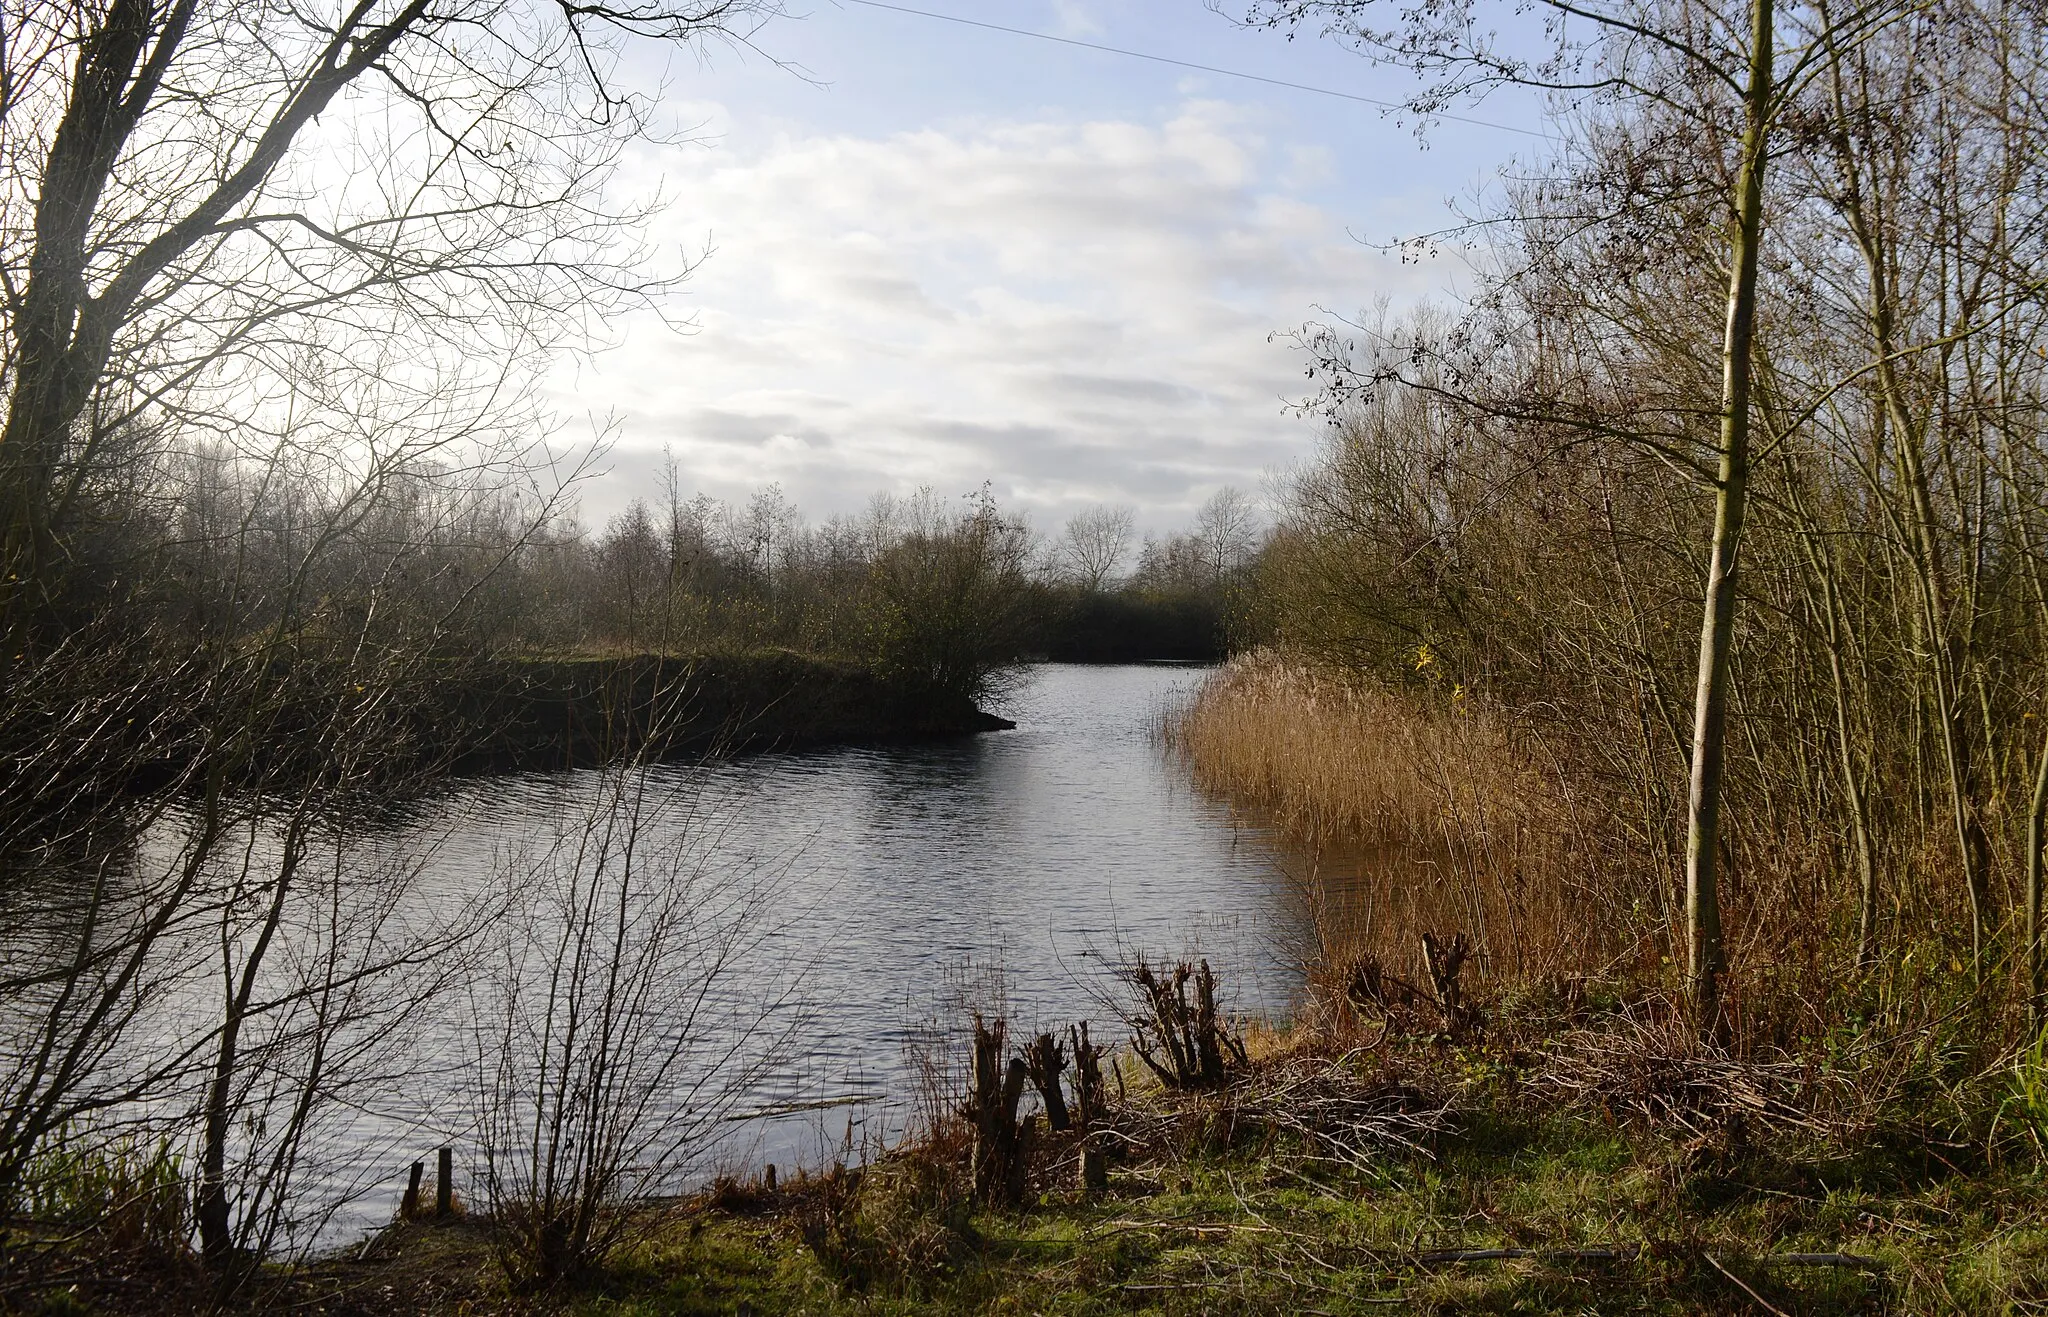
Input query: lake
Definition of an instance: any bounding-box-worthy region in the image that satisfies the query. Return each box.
[22,663,1306,1251]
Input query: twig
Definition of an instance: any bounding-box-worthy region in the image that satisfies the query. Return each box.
[1417,1246,1637,1264]
[1095,1218,1282,1236]
[1767,1252,1884,1269]
[1705,1253,1793,1317]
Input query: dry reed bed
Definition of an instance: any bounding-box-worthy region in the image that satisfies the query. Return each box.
[1166,652,1644,986]
[1167,650,1542,847]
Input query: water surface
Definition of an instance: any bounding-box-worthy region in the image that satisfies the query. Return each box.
[39,664,1306,1247]
[412,663,1305,1168]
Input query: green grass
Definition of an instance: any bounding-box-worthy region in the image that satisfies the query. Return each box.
[490,1099,2047,1317]
[21,1040,2048,1315]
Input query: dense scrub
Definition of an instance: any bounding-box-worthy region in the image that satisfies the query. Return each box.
[1195,0,2048,1051]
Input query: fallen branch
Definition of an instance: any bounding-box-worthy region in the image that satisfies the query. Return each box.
[1417,1246,1636,1264]
[1413,1245,1884,1271]
[1765,1252,1884,1269]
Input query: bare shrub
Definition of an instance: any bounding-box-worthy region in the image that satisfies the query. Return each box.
[0,569,514,1295]
[469,766,795,1287]
[1216,1053,1454,1172]
[1122,958,1248,1091]
[1327,932,1483,1044]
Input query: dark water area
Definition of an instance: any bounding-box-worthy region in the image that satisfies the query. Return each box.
[35,664,1307,1251]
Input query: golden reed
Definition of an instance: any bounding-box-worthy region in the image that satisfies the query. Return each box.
[1166,652,1634,990]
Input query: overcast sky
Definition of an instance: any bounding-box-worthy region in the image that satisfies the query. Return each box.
[551,0,1549,535]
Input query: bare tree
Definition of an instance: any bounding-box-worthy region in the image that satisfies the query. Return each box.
[1055,505,1136,592]
[0,0,776,639]
[470,764,796,1285]
[1194,486,1262,583]
[1240,0,1920,1032]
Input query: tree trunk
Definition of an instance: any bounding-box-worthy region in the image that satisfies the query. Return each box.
[2029,725,2048,1033]
[198,831,304,1274]
[195,1013,243,1269]
[1683,0,1774,1038]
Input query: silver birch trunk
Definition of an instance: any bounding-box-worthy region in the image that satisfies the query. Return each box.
[1684,0,1774,1036]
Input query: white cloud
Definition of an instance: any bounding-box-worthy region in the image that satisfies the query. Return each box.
[1049,0,1108,37]
[555,98,1435,532]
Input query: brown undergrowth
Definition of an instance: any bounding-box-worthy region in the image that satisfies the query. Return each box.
[16,950,2048,1314]
[704,951,2047,1311]
[1169,652,2019,1072]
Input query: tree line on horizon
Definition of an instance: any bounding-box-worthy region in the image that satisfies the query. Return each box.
[561,476,1265,668]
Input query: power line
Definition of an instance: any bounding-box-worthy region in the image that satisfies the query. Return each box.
[838,0,1553,140]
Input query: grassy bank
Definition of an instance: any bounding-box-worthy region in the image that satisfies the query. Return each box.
[29,996,2048,1316]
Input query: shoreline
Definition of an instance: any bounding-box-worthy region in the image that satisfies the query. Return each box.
[436,651,1017,774]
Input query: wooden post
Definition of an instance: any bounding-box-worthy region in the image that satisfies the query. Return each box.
[763,1163,777,1191]
[401,1160,424,1219]
[968,1014,1033,1205]
[1000,1056,1031,1204]
[1023,1032,1071,1131]
[436,1146,453,1217]
[1070,1022,1109,1193]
